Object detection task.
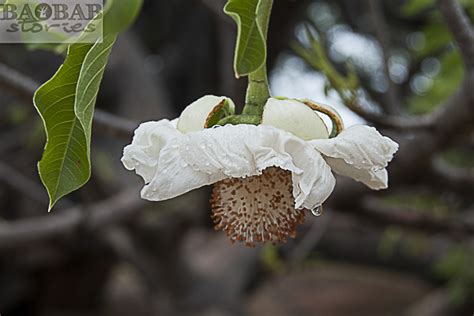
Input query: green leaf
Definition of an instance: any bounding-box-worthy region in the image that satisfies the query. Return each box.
[34,35,116,210]
[224,0,266,77]
[103,0,144,35]
[77,0,144,43]
[33,0,143,210]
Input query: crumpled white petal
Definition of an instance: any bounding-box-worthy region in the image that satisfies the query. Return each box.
[122,120,336,210]
[310,125,399,189]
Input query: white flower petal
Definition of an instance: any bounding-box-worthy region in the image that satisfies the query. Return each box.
[310,125,399,189]
[262,98,329,140]
[122,121,336,210]
[122,120,181,184]
[177,95,235,133]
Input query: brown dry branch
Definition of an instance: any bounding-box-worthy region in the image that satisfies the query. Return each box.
[362,196,474,237]
[0,188,147,251]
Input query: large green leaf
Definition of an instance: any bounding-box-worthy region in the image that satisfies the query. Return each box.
[34,0,143,210]
[34,35,117,210]
[224,0,266,77]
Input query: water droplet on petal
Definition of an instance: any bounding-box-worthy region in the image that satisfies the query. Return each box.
[311,205,323,217]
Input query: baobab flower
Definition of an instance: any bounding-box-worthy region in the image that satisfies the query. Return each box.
[122,95,398,246]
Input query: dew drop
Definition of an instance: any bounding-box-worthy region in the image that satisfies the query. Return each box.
[311,205,323,217]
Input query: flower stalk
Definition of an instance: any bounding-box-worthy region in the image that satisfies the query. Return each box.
[243,0,273,117]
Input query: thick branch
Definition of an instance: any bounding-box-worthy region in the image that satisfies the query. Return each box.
[362,196,474,237]
[0,188,147,250]
[437,0,474,68]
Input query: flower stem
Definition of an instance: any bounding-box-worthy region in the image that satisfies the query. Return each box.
[242,0,273,117]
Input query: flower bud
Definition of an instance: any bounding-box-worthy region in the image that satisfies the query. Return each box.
[262,98,329,140]
[177,95,235,133]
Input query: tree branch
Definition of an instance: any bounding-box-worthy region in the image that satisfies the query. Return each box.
[362,196,474,237]
[101,226,162,291]
[199,0,229,23]
[0,63,138,139]
[288,214,331,266]
[344,99,437,129]
[368,0,400,114]
[437,0,474,68]
[0,161,49,205]
[0,188,147,250]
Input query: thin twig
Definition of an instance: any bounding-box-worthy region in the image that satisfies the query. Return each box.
[288,213,331,266]
[101,226,161,291]
[431,155,474,185]
[0,161,49,205]
[344,98,437,129]
[0,62,138,139]
[368,0,400,114]
[437,0,474,68]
